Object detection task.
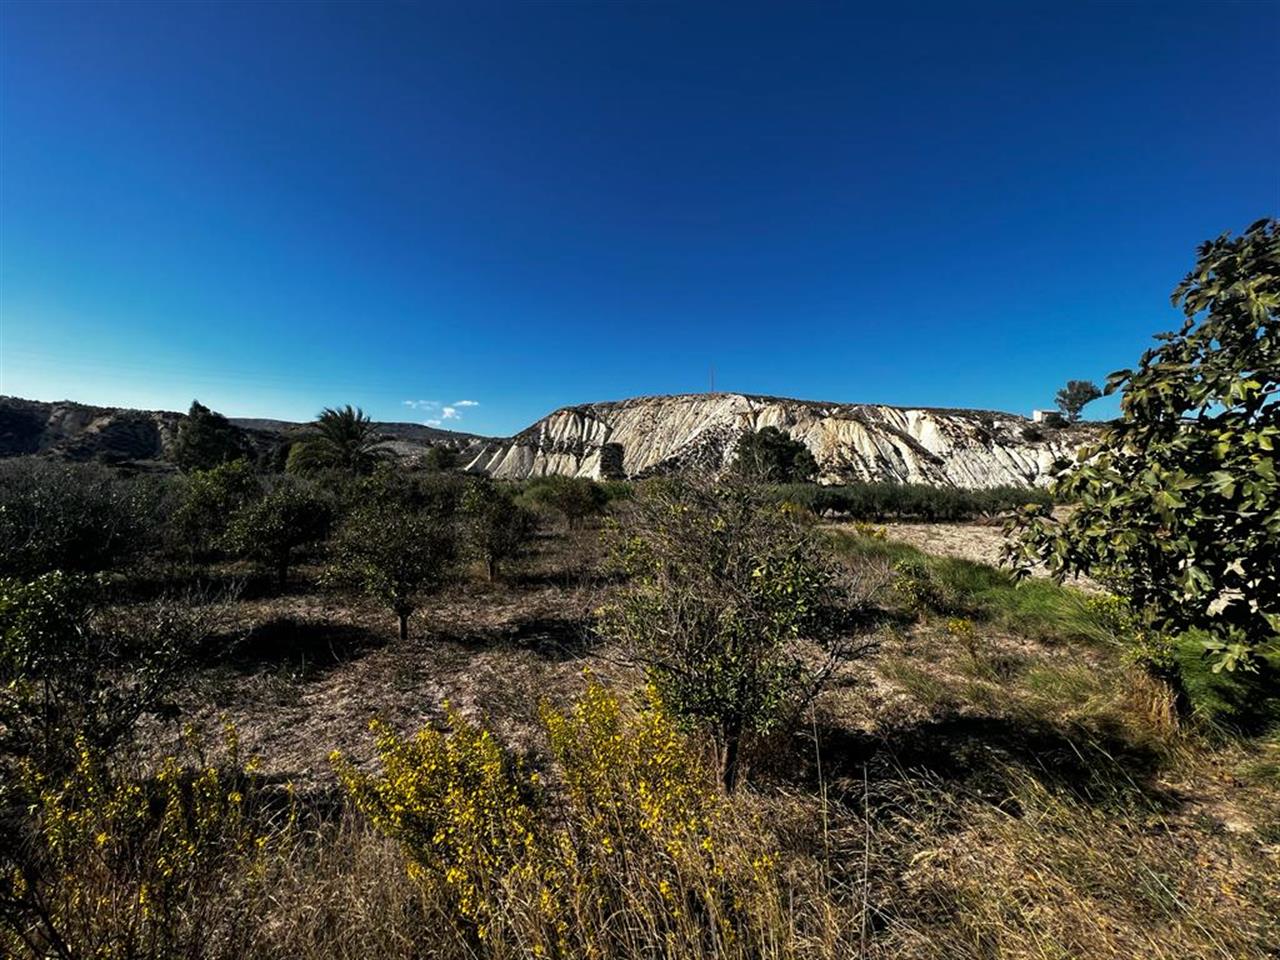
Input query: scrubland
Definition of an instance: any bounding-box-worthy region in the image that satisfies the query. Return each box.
[4,476,1277,960]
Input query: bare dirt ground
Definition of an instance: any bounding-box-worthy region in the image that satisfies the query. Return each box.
[180,530,635,788]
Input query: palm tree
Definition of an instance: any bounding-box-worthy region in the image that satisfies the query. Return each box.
[286,405,385,475]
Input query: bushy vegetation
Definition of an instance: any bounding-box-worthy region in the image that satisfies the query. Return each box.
[603,478,880,791]
[766,479,1052,521]
[518,474,608,528]
[732,426,818,482]
[0,459,158,577]
[172,400,251,472]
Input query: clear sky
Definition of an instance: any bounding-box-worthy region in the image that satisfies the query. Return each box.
[2,1,1277,436]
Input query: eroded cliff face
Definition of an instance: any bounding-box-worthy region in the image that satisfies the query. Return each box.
[465,394,1089,488]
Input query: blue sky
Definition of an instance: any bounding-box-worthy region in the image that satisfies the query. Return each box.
[2,1,1277,436]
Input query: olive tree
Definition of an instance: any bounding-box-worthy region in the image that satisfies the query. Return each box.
[600,478,880,792]
[327,504,457,640]
[1007,218,1278,674]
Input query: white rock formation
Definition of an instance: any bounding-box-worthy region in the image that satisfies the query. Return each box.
[464,393,1090,489]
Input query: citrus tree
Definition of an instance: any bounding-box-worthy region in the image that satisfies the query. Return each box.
[1006,218,1278,673]
[327,504,457,640]
[461,478,535,581]
[224,482,332,588]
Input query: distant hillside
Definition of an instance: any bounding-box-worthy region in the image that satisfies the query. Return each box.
[0,397,491,467]
[1,393,1095,488]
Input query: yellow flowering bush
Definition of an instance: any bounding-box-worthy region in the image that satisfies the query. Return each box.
[332,709,539,938]
[1,724,277,960]
[334,676,788,958]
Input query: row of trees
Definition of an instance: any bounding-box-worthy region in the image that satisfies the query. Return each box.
[0,456,565,641]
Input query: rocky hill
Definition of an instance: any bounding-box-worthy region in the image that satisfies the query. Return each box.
[0,397,486,467]
[1,393,1092,488]
[464,393,1091,488]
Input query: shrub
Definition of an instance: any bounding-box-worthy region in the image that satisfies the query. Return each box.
[0,573,214,775]
[891,556,953,616]
[326,503,457,640]
[423,445,459,472]
[461,478,535,581]
[600,478,879,791]
[0,460,156,577]
[519,475,607,529]
[224,482,332,587]
[334,677,789,957]
[764,481,1051,522]
[1,727,274,960]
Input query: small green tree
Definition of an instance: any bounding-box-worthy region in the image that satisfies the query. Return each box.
[286,405,386,476]
[327,505,457,640]
[172,400,249,472]
[521,475,608,529]
[732,426,818,483]
[171,459,261,560]
[600,478,879,792]
[461,478,536,581]
[224,483,332,588]
[1054,380,1102,423]
[1007,218,1278,675]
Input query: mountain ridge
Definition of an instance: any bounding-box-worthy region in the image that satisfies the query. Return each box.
[0,393,1092,487]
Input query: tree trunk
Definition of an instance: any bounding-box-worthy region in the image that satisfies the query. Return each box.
[398,611,409,642]
[722,720,743,794]
[277,556,289,590]
[485,557,496,582]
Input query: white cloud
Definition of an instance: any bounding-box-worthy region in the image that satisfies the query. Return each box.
[403,399,440,411]
[441,406,459,420]
[453,400,479,407]
[424,418,443,427]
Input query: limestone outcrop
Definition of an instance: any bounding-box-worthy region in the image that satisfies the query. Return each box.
[464,394,1091,488]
